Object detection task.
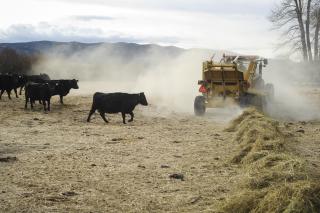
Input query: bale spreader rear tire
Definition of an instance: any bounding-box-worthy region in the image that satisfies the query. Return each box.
[239,93,265,111]
[194,96,206,116]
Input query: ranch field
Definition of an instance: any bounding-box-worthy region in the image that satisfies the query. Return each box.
[0,94,320,212]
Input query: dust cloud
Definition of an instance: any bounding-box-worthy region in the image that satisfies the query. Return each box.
[33,44,213,114]
[33,44,319,121]
[263,60,320,121]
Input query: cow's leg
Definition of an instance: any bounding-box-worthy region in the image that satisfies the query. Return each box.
[14,88,18,98]
[99,112,109,123]
[19,86,23,95]
[87,107,96,122]
[25,91,29,109]
[59,95,63,104]
[128,112,134,122]
[47,99,51,111]
[31,99,34,109]
[0,90,4,99]
[43,100,47,111]
[121,112,126,124]
[7,90,11,100]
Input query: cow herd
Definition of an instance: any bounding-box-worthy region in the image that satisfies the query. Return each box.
[0,73,79,111]
[0,73,148,124]
[25,79,79,111]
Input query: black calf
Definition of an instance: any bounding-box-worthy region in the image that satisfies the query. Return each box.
[25,82,52,111]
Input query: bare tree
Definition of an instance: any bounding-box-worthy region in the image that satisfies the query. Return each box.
[295,0,310,60]
[0,48,39,74]
[306,0,313,60]
[270,0,309,60]
[313,3,320,60]
[270,0,320,62]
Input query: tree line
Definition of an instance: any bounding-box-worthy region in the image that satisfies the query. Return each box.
[270,0,320,61]
[0,48,40,75]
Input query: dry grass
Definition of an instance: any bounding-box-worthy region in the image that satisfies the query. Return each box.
[1,96,320,212]
[0,95,242,212]
[220,108,320,213]
[221,182,320,213]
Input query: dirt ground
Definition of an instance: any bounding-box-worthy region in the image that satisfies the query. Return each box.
[0,94,319,212]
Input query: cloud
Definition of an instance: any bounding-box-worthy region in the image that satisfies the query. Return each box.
[0,0,280,57]
[0,23,103,43]
[71,15,115,21]
[44,0,275,15]
[0,23,180,45]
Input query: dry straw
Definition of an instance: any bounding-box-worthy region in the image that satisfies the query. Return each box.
[220,108,320,213]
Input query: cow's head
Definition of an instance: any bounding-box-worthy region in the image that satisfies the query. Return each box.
[17,74,27,84]
[139,92,148,106]
[70,79,79,89]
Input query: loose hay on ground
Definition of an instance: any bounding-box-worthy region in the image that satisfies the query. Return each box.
[0,96,242,212]
[220,108,320,213]
[225,108,284,164]
[255,181,320,213]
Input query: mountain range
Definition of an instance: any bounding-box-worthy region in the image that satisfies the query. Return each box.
[0,41,192,55]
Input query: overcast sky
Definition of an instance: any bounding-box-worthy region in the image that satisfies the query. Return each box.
[0,0,280,57]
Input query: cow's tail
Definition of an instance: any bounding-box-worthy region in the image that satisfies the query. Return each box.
[90,92,99,111]
[87,93,99,122]
[91,92,97,105]
[24,84,29,108]
[24,84,28,100]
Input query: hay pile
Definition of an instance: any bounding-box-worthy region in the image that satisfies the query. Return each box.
[220,108,320,213]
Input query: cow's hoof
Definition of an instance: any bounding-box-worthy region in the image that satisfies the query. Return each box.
[128,120,133,122]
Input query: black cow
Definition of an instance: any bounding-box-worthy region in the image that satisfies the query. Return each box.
[87,92,148,124]
[20,73,51,95]
[47,79,79,104]
[27,73,51,82]
[25,82,53,111]
[0,74,19,99]
[12,74,27,96]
